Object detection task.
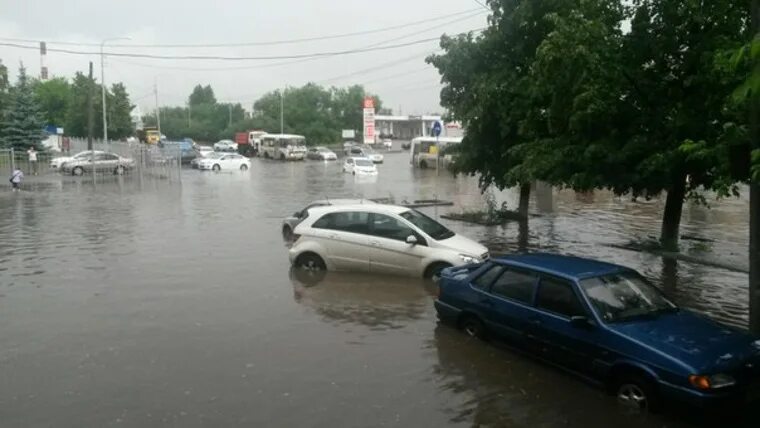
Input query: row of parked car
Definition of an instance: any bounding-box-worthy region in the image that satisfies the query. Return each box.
[282,199,760,414]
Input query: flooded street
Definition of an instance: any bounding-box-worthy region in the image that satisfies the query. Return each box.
[0,150,754,427]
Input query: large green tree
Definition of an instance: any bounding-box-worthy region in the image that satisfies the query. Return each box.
[0,65,45,150]
[33,77,71,126]
[65,72,102,138]
[0,60,9,129]
[108,83,135,139]
[188,84,216,106]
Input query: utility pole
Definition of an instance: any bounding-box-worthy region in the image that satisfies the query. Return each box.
[280,90,284,134]
[154,80,161,136]
[228,104,232,127]
[749,0,759,334]
[87,62,94,151]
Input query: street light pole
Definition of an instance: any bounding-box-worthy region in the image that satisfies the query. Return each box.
[100,37,131,143]
[280,89,284,134]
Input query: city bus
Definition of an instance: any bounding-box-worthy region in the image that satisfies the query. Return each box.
[260,134,307,161]
[409,136,463,169]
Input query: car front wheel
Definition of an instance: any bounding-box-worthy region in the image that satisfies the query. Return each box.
[614,375,660,414]
[459,315,487,340]
[212,164,221,172]
[72,166,84,176]
[240,164,249,171]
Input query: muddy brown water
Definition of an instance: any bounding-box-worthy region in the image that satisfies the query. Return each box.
[0,150,754,427]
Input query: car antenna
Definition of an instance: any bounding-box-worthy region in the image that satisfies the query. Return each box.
[325,195,330,204]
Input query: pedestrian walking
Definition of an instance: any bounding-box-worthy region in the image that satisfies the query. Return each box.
[9,168,23,191]
[27,146,38,175]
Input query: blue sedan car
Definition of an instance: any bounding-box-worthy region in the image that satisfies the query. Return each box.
[434,253,760,412]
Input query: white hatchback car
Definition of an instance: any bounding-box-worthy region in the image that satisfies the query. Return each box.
[343,157,378,175]
[197,153,251,171]
[288,204,489,278]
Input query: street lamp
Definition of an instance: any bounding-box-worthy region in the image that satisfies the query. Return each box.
[101,37,131,143]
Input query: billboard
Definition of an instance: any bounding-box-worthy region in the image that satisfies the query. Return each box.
[362,96,375,145]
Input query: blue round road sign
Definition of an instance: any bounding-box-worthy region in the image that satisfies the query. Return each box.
[431,121,442,137]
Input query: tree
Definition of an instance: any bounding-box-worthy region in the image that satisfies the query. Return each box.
[189,84,216,106]
[747,0,759,335]
[65,72,102,137]
[0,59,9,129]
[33,77,71,126]
[108,83,134,139]
[0,64,45,150]
[428,0,581,218]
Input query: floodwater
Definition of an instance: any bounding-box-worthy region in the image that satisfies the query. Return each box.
[0,149,754,427]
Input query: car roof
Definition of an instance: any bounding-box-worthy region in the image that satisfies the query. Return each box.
[306,203,409,216]
[308,198,376,206]
[493,253,627,280]
[348,156,372,161]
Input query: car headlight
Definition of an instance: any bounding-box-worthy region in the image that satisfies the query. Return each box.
[689,373,736,390]
[458,254,479,264]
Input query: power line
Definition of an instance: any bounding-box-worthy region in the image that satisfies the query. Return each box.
[472,0,490,10]
[0,8,483,49]
[0,36,450,61]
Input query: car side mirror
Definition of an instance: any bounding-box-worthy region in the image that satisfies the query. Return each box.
[293,211,302,218]
[570,316,592,328]
[406,235,418,245]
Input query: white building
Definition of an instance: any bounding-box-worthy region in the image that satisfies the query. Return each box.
[374,115,463,140]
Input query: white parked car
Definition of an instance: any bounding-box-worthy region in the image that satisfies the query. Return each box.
[288,204,489,278]
[213,140,238,152]
[382,139,393,149]
[346,145,384,163]
[197,153,251,171]
[191,151,223,168]
[343,157,378,175]
[306,147,338,161]
[50,150,104,170]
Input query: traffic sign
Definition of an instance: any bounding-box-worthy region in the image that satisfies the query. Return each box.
[431,121,442,137]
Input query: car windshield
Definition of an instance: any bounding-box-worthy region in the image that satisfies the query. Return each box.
[579,272,678,322]
[355,159,373,167]
[399,209,455,240]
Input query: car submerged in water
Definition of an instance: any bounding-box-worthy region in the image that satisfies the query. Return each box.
[61,152,135,176]
[434,253,760,413]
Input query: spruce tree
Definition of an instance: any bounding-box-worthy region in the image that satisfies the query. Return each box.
[1,64,45,150]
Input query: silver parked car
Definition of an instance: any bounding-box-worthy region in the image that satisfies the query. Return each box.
[62,152,135,176]
[306,146,338,161]
[288,204,489,278]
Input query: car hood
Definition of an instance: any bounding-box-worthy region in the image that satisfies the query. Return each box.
[433,234,488,259]
[608,311,760,373]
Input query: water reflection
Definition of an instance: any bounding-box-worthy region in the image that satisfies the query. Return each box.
[289,268,434,329]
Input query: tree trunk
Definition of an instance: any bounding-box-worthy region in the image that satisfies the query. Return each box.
[748,0,760,335]
[518,182,531,220]
[517,219,529,252]
[660,174,687,250]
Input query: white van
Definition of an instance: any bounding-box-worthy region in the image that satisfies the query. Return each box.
[260,134,307,161]
[248,130,268,154]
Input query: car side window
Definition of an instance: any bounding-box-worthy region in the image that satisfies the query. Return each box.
[536,277,586,318]
[312,211,369,234]
[472,265,505,290]
[489,269,538,304]
[369,214,415,241]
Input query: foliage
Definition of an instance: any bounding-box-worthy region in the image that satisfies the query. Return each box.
[0,60,9,128]
[108,83,135,139]
[188,84,217,106]
[32,77,70,126]
[0,65,45,150]
[430,0,751,246]
[64,72,100,138]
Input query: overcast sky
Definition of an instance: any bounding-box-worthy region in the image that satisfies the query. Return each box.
[0,0,488,116]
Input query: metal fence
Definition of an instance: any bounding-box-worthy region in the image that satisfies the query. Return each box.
[1,139,184,183]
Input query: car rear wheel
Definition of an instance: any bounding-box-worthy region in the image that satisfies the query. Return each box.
[296,253,326,271]
[115,165,125,175]
[72,166,84,176]
[212,164,221,172]
[424,262,452,280]
[459,315,487,340]
[240,164,248,171]
[280,154,286,161]
[614,375,660,414]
